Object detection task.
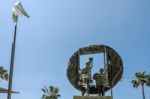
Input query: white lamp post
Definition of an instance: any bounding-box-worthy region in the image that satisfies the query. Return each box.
[7,1,29,99]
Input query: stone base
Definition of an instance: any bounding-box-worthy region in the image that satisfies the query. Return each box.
[73,96,112,99]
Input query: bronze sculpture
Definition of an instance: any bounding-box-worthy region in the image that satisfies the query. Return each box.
[93,68,106,96]
[67,45,123,96]
[79,57,93,95]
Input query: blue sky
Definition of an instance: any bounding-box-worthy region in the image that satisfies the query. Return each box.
[0,0,150,99]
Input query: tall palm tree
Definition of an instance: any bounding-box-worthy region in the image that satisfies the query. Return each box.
[0,66,9,82]
[41,85,61,99]
[132,72,150,99]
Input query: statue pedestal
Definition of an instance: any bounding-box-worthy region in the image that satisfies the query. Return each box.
[73,96,112,99]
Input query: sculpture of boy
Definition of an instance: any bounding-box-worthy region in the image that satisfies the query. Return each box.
[93,68,106,96]
[80,57,93,95]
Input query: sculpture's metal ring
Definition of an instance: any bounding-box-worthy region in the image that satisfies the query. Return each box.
[67,45,123,94]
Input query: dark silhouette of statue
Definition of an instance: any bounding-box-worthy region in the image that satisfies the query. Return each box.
[93,68,106,96]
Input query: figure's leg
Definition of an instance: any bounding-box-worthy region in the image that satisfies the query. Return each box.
[86,83,89,96]
[98,86,102,96]
[101,86,105,96]
[100,86,103,96]
[97,86,100,96]
[84,82,89,96]
[81,92,84,96]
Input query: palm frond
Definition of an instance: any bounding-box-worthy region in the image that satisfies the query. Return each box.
[146,81,150,86]
[135,72,145,79]
[41,88,46,93]
[0,66,9,81]
[132,80,139,88]
[41,85,61,99]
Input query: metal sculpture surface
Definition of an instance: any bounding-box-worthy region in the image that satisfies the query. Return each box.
[67,45,123,95]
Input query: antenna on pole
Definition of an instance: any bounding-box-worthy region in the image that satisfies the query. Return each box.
[7,1,29,99]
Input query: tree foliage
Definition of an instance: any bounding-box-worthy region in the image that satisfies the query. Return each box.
[0,66,9,82]
[132,72,150,87]
[131,71,150,99]
[41,85,61,99]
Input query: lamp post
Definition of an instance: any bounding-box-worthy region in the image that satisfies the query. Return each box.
[7,16,18,99]
[7,1,29,99]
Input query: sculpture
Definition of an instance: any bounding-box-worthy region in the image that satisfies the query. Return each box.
[79,57,93,95]
[93,68,106,96]
[67,45,123,96]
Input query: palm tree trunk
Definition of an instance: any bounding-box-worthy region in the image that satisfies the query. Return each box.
[141,84,145,99]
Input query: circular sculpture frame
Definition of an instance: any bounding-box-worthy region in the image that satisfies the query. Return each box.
[67,45,123,94]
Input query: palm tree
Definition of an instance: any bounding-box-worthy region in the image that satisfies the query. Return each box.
[0,66,9,82]
[132,72,150,99]
[41,85,61,99]
[145,74,150,86]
